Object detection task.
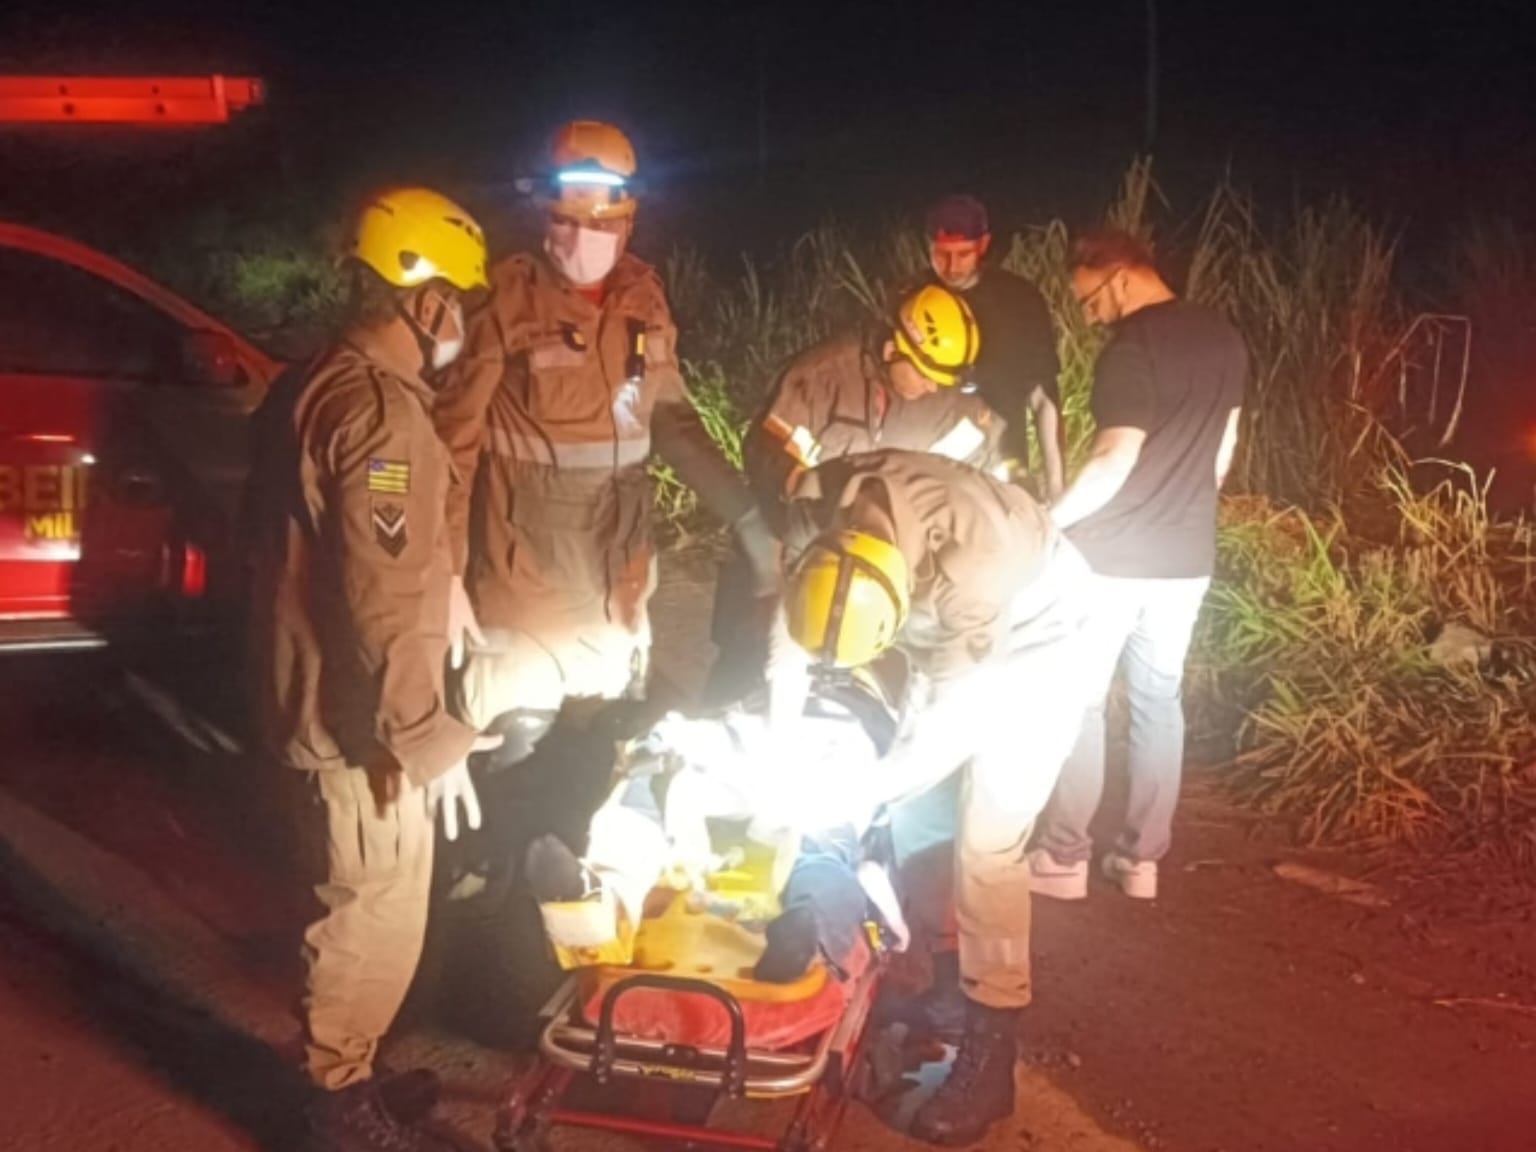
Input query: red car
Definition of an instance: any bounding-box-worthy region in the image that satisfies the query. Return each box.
[0,221,282,651]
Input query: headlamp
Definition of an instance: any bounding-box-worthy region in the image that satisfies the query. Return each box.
[556,167,626,189]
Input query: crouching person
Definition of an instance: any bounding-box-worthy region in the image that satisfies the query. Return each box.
[769,448,1094,1146]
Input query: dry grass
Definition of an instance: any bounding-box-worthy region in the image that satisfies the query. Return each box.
[1194,463,1536,862]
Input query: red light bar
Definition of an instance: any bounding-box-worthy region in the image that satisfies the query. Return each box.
[0,75,265,125]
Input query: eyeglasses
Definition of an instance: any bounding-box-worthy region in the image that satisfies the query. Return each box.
[1073,267,1122,308]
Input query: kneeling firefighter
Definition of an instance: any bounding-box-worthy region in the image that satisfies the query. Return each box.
[707,282,1005,706]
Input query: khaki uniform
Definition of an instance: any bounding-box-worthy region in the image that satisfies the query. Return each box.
[782,450,1093,1008]
[246,337,475,1089]
[435,251,749,726]
[707,333,1005,704]
[743,333,1005,528]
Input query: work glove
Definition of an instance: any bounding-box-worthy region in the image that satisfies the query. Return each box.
[732,506,782,599]
[427,734,502,841]
[447,574,486,670]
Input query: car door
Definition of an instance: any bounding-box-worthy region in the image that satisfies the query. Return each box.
[0,244,185,623]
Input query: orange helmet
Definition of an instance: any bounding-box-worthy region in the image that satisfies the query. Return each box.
[545,120,639,221]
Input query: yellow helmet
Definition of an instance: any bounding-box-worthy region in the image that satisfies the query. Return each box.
[347,187,489,292]
[786,530,911,668]
[545,119,639,221]
[891,284,981,388]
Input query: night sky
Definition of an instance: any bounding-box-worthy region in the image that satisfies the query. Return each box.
[2,0,1534,250]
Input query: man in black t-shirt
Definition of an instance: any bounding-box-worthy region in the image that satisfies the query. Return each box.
[1030,229,1246,902]
[926,194,1066,501]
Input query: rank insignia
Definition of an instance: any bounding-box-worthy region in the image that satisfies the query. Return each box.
[371,501,408,557]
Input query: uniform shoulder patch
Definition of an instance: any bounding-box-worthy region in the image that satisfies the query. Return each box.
[371,500,408,557]
[367,458,410,495]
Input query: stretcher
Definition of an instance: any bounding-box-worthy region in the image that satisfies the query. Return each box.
[495,879,892,1152]
[497,667,910,1150]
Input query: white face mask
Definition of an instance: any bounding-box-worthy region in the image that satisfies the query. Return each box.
[431,330,464,371]
[410,289,465,373]
[546,225,622,286]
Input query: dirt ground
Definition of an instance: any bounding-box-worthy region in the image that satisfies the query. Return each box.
[3,549,1536,1152]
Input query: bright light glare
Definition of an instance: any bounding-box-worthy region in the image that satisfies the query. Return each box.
[557,169,625,188]
[643,709,884,838]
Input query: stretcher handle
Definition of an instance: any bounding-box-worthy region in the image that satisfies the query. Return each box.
[592,974,750,1097]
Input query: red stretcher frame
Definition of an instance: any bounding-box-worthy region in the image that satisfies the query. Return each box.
[496,956,888,1152]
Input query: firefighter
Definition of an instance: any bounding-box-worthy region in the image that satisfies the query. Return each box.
[705,282,1000,705]
[434,119,774,764]
[769,448,1094,1146]
[926,193,1066,501]
[245,188,500,1152]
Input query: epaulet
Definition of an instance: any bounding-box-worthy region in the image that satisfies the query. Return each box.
[491,251,542,291]
[610,253,666,303]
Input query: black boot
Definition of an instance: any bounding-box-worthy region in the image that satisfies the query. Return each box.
[753,904,819,983]
[872,950,966,1042]
[374,1068,441,1126]
[307,1081,455,1152]
[909,1000,1019,1147]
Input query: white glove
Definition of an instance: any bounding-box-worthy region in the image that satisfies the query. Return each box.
[447,575,486,670]
[427,734,502,840]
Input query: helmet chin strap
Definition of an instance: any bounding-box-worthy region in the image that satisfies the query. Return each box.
[397,287,454,375]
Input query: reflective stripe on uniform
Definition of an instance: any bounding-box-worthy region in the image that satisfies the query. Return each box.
[763,413,823,468]
[928,417,986,463]
[488,426,651,469]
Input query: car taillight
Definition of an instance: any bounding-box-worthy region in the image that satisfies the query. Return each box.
[180,543,207,599]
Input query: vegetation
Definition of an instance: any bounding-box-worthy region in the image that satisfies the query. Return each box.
[659,161,1534,864]
[144,163,1535,864]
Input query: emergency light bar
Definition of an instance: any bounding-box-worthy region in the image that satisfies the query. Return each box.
[0,75,265,125]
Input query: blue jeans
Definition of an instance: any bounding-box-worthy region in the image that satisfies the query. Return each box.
[1038,574,1210,865]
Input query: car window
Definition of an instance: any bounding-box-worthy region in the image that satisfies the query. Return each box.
[0,245,182,379]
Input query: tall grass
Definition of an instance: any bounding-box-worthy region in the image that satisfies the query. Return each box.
[664,158,1424,516]
[659,163,1536,864]
[1193,466,1536,861]
[142,165,1536,862]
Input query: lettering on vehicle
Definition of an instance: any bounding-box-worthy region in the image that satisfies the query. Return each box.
[25,512,81,541]
[0,465,90,541]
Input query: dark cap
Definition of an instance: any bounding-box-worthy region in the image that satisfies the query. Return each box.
[925,194,990,242]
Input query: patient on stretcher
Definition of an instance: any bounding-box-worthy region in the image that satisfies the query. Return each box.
[526,677,904,984]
